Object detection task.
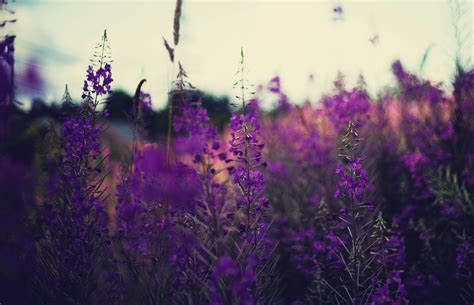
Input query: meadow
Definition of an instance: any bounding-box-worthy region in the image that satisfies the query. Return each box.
[1,0,474,304]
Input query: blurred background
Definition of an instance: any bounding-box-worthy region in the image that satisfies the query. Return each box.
[9,0,473,110]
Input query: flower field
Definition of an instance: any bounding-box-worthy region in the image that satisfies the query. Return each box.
[1,1,474,304]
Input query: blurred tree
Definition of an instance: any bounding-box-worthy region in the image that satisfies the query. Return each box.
[105,90,133,121]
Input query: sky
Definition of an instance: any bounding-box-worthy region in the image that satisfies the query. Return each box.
[6,0,474,109]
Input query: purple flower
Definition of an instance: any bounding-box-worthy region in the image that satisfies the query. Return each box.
[82,63,113,98]
[34,31,115,304]
[402,151,431,199]
[61,117,101,166]
[392,60,444,104]
[266,75,291,112]
[335,157,371,202]
[455,239,474,279]
[130,146,201,211]
[371,271,408,305]
[86,65,95,81]
[139,90,153,111]
[173,99,218,156]
[321,88,371,131]
[228,98,269,241]
[209,256,255,305]
[19,58,44,93]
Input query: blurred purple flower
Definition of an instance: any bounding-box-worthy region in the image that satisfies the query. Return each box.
[371,271,408,305]
[130,146,201,211]
[209,256,255,305]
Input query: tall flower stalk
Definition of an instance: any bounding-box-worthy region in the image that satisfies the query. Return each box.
[333,121,372,303]
[229,48,268,245]
[209,48,279,305]
[35,30,115,305]
[329,121,407,304]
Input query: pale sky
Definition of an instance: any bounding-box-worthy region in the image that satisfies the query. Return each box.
[7,0,474,109]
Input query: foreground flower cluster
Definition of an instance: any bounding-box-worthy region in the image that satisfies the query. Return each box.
[1,25,474,305]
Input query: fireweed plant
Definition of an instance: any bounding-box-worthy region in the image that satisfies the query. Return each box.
[327,121,406,304]
[114,44,280,303]
[33,30,116,305]
[207,48,279,305]
[2,1,474,304]
[261,59,474,303]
